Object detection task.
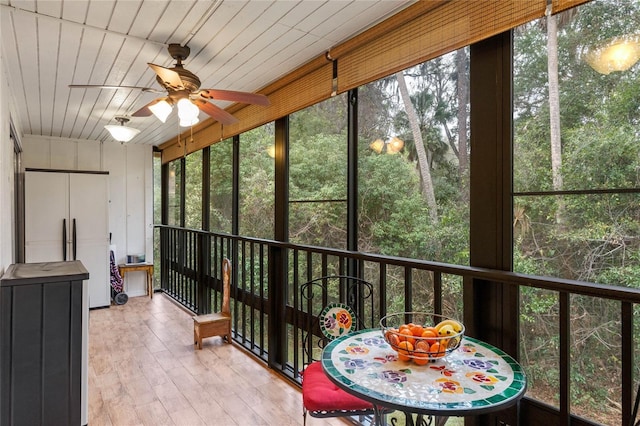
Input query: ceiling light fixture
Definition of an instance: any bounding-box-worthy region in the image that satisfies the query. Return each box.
[387,136,405,154]
[177,98,200,127]
[149,99,173,123]
[584,35,640,75]
[104,116,140,142]
[370,138,385,154]
[369,137,404,154]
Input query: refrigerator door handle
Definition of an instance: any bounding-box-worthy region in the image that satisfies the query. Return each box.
[62,218,67,261]
[72,218,77,261]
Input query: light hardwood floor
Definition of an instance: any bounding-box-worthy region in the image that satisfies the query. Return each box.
[88,293,345,426]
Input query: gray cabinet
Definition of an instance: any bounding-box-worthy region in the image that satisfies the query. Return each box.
[0,261,89,426]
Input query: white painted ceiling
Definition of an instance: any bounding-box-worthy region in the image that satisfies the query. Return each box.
[0,0,415,147]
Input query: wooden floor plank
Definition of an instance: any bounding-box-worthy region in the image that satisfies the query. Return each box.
[88,293,346,425]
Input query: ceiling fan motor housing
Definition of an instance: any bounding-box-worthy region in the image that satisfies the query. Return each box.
[156,68,201,92]
[157,44,201,92]
[168,43,190,61]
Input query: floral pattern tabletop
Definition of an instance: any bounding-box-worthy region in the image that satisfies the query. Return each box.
[321,329,527,416]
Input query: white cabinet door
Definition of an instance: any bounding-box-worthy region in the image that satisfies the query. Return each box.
[25,171,110,308]
[25,172,69,262]
[70,174,110,308]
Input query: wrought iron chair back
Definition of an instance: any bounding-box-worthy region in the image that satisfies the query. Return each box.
[298,275,379,425]
[300,275,374,362]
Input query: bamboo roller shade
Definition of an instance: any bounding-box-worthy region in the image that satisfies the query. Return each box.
[162,0,590,164]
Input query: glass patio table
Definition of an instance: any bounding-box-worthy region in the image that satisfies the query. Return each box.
[321,328,527,426]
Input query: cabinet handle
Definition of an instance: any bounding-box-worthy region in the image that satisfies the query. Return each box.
[62,218,67,261]
[72,219,77,261]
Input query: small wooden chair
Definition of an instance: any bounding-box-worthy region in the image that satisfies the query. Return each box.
[193,258,232,349]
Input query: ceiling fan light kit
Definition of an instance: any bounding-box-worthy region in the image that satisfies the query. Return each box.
[177,98,200,127]
[584,35,640,75]
[104,117,140,143]
[70,43,270,132]
[148,99,173,123]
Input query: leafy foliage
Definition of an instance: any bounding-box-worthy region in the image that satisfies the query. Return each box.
[166,1,639,422]
[513,1,640,419]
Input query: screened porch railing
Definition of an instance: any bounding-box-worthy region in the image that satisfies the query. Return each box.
[156,224,640,426]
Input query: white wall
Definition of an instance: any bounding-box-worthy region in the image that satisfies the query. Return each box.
[0,41,17,275]
[0,38,153,295]
[22,135,153,298]
[103,141,154,297]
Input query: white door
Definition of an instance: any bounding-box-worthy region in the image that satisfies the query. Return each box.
[70,174,110,308]
[25,172,70,262]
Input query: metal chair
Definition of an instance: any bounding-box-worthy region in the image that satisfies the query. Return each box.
[299,275,383,425]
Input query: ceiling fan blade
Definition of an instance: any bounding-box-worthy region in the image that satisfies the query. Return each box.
[68,84,163,94]
[193,99,239,125]
[131,97,167,117]
[196,89,270,106]
[148,63,184,91]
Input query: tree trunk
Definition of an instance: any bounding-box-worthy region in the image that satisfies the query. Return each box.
[547,13,565,226]
[396,71,438,223]
[456,48,469,201]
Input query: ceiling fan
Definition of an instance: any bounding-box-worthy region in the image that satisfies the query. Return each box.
[70,43,270,126]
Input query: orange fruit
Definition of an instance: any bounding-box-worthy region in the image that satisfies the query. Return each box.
[398,331,416,346]
[410,324,425,336]
[398,340,414,351]
[423,326,438,336]
[413,348,430,365]
[421,329,437,338]
[430,341,445,358]
[415,340,430,351]
[397,340,414,362]
[387,332,400,348]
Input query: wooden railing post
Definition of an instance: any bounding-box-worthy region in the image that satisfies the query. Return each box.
[268,245,286,370]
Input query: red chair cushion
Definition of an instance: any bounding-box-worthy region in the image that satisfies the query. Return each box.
[302,361,374,412]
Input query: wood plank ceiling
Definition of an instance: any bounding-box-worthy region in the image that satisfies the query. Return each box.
[0,0,414,147]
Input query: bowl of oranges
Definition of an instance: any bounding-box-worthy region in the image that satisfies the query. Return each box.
[380,312,464,365]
